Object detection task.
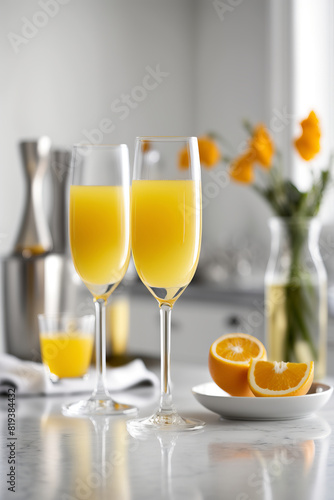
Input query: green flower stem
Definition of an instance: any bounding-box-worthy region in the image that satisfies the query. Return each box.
[285,284,318,359]
[284,221,318,361]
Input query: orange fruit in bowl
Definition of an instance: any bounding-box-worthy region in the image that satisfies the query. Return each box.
[208,333,267,397]
[248,360,314,397]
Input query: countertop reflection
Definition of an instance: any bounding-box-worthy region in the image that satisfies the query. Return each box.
[0,362,333,500]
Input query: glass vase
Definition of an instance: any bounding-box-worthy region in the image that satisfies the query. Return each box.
[265,217,327,379]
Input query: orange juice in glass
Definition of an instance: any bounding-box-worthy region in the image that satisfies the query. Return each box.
[70,185,130,298]
[38,314,94,382]
[132,179,201,307]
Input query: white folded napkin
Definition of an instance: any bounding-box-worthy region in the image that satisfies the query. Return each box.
[0,354,159,396]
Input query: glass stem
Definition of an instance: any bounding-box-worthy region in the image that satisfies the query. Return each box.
[159,304,174,414]
[92,298,109,399]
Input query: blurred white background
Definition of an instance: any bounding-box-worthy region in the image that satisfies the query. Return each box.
[1,0,334,283]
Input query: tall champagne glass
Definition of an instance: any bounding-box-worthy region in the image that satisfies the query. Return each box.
[128,137,204,432]
[63,144,137,416]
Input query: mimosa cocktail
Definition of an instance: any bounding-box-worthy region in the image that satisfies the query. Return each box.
[132,179,201,306]
[127,137,204,433]
[70,185,130,298]
[63,144,136,416]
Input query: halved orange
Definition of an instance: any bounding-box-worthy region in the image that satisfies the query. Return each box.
[248,360,314,397]
[208,333,267,397]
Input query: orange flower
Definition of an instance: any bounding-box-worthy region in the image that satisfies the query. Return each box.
[178,136,221,170]
[178,147,190,170]
[141,140,151,153]
[294,111,321,161]
[229,150,255,184]
[249,124,274,169]
[198,136,221,169]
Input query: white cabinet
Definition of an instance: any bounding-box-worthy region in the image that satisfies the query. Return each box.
[126,283,334,377]
[127,287,265,364]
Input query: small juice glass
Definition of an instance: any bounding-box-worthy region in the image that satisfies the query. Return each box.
[38,314,95,382]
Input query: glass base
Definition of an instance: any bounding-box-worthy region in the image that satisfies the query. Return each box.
[62,396,138,417]
[127,410,205,436]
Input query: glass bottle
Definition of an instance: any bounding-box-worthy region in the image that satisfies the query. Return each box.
[265,217,327,379]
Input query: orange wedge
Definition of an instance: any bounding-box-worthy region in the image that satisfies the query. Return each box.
[208,333,267,397]
[248,360,314,397]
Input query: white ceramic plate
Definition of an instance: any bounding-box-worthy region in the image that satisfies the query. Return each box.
[192,382,333,421]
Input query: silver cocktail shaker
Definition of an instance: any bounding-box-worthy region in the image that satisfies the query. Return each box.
[1,255,45,359]
[49,149,71,254]
[0,139,77,360]
[14,137,53,257]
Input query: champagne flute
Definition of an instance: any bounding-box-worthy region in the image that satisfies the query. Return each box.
[127,137,205,432]
[63,144,137,416]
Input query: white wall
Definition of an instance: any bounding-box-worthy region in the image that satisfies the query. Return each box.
[194,0,271,266]
[0,0,277,276]
[0,0,197,254]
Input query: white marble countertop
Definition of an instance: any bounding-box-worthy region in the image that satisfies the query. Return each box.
[0,361,333,500]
